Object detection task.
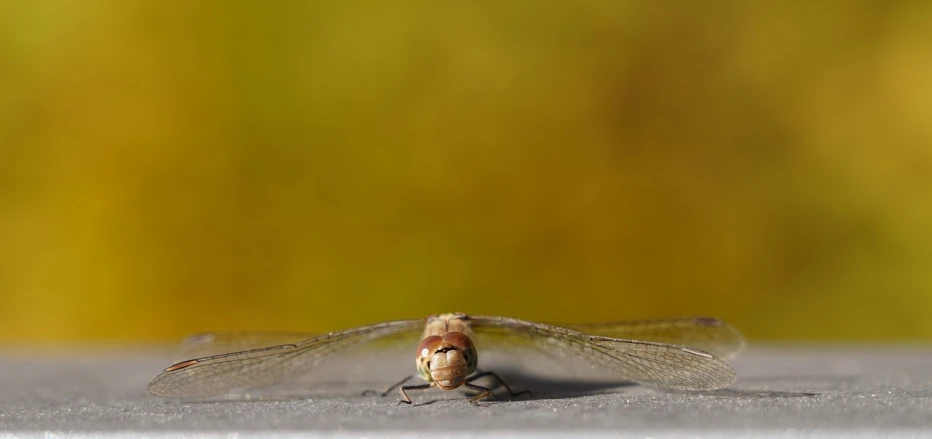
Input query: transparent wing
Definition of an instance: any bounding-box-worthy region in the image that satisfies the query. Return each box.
[148,319,425,398]
[174,332,320,362]
[561,317,744,360]
[470,316,737,390]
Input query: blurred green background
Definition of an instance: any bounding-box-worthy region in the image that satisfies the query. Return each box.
[1,1,930,343]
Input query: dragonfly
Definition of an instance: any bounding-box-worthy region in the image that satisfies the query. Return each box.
[148,313,744,404]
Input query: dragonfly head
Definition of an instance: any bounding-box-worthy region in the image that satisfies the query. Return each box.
[415,331,478,390]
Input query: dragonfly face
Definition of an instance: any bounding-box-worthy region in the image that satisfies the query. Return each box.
[415,331,478,390]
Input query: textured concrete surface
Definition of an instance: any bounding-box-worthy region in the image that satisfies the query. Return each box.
[1,345,931,438]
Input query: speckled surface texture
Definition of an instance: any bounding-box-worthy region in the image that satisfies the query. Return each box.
[1,345,931,438]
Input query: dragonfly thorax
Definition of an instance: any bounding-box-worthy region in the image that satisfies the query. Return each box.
[415,331,478,390]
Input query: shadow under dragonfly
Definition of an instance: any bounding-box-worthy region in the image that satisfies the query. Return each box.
[473,368,636,400]
[468,367,821,402]
[154,368,819,405]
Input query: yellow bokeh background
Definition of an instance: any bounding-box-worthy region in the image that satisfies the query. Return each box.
[1,1,931,343]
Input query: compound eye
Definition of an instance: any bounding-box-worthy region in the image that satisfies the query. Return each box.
[442,332,474,351]
[416,335,443,360]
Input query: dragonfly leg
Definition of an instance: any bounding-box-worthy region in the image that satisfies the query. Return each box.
[467,371,532,399]
[361,375,413,397]
[464,382,492,405]
[399,382,433,405]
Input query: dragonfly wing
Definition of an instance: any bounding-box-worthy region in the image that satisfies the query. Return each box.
[562,317,745,360]
[148,318,425,398]
[175,332,320,362]
[470,316,737,391]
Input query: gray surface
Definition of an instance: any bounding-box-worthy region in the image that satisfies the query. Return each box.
[1,345,931,437]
